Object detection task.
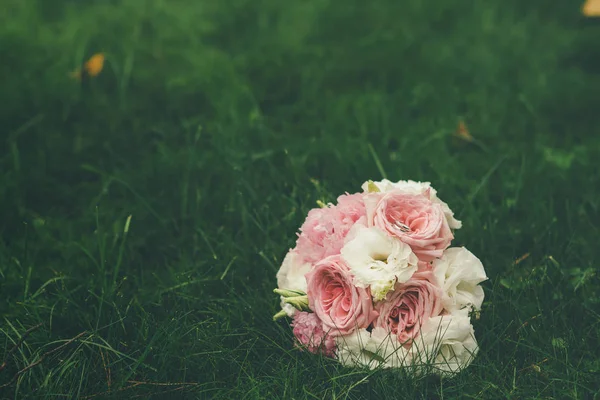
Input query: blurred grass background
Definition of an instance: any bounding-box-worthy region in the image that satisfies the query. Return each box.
[1,0,599,398]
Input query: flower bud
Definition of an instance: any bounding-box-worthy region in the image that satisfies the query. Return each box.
[283,295,311,312]
[272,309,289,321]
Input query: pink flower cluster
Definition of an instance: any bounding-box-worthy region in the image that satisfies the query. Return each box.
[275,180,487,375]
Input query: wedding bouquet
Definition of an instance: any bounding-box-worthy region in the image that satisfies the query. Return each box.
[273,179,487,376]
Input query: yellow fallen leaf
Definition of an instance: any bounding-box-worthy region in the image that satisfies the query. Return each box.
[455,120,473,142]
[84,53,105,77]
[69,53,105,80]
[583,0,600,16]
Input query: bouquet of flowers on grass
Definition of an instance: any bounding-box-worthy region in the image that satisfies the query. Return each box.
[273,179,488,376]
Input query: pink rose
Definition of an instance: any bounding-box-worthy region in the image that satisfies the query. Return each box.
[296,193,366,264]
[291,312,336,357]
[375,270,443,346]
[368,190,453,261]
[306,255,378,336]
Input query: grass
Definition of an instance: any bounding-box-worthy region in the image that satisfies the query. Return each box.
[1,0,599,398]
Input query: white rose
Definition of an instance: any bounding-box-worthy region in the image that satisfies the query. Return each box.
[335,327,410,369]
[340,226,418,301]
[362,179,462,230]
[276,250,311,316]
[433,247,487,313]
[410,309,479,377]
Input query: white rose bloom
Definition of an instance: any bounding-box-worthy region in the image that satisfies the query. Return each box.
[336,328,410,369]
[410,309,479,377]
[433,247,487,313]
[362,179,462,230]
[340,226,418,301]
[276,250,311,317]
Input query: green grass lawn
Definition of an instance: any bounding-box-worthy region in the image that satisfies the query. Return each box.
[1,0,599,398]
